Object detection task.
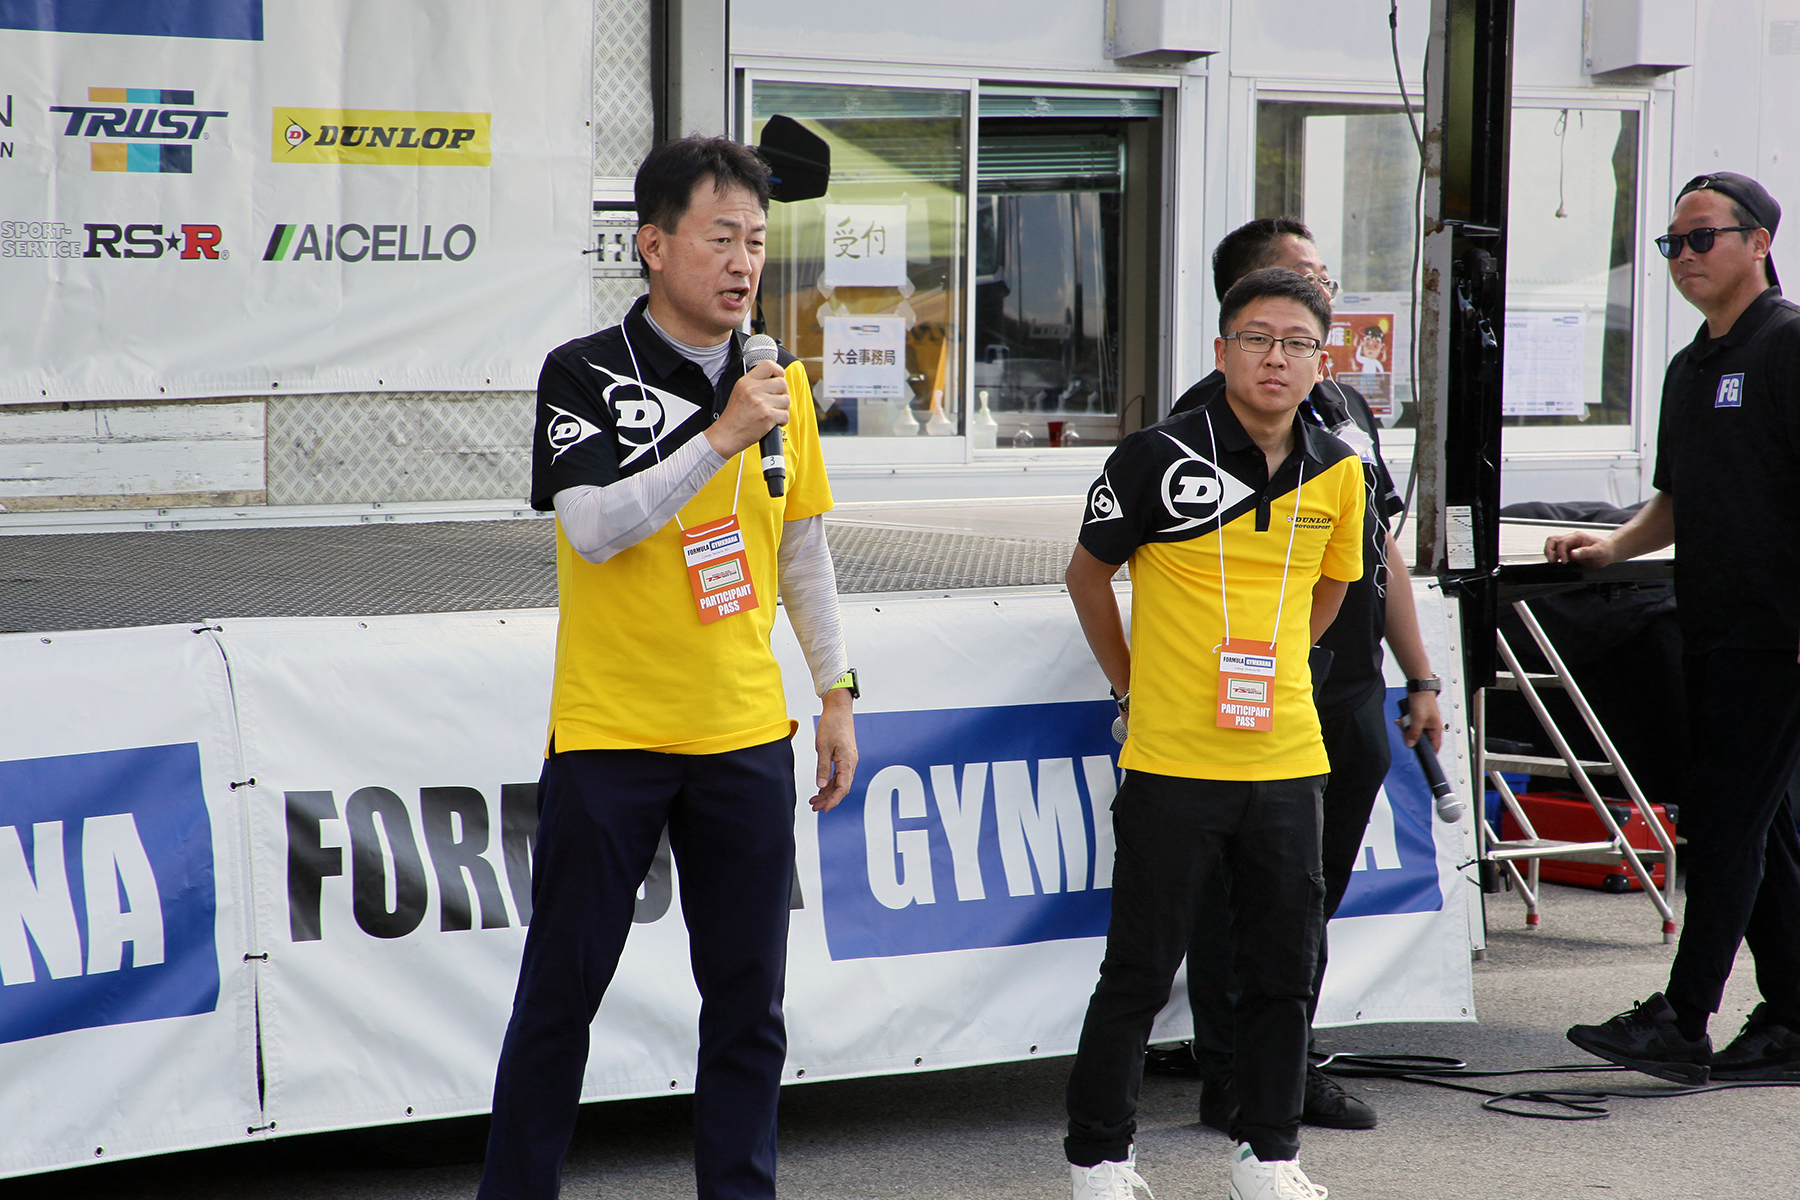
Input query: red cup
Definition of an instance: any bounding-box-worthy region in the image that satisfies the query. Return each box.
[1047,420,1066,448]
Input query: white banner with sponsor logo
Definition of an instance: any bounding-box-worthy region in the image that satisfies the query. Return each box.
[0,584,1474,1172]
[0,0,592,402]
[0,624,259,1179]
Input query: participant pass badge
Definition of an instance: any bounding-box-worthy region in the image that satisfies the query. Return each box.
[681,515,760,625]
[1216,638,1277,732]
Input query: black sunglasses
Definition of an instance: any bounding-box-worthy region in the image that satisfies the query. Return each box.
[1655,226,1755,258]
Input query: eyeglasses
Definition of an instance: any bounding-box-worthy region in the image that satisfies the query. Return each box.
[1300,271,1341,300]
[1654,226,1755,258]
[1225,331,1322,359]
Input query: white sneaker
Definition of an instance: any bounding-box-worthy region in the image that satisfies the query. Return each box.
[1227,1142,1327,1200]
[1071,1146,1154,1200]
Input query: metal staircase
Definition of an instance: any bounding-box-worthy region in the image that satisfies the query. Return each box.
[1474,600,1679,942]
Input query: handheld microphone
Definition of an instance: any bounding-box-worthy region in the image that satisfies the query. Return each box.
[1398,697,1464,823]
[742,333,785,497]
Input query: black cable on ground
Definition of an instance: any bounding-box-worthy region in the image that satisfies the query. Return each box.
[1317,1051,1800,1121]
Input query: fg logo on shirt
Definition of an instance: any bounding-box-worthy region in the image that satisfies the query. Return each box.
[1715,373,1744,409]
[1156,432,1254,533]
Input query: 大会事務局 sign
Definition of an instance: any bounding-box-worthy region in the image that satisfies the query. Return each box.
[0,1,592,402]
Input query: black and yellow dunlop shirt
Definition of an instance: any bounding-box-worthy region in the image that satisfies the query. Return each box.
[529,299,832,755]
[1652,286,1800,653]
[1080,394,1365,781]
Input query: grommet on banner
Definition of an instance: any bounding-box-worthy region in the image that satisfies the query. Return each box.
[191,625,223,634]
[230,778,257,790]
[244,952,269,962]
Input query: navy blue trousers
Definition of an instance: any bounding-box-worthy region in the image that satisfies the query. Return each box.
[478,738,797,1200]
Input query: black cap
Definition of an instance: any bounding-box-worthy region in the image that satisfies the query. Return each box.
[1676,171,1781,290]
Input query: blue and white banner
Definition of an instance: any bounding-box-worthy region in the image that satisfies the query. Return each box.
[0,1,593,401]
[0,581,1474,1176]
[0,624,258,1179]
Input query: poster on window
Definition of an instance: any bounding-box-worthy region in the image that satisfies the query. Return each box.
[821,204,908,289]
[1502,311,1588,417]
[821,316,907,398]
[0,1,592,403]
[1322,313,1394,418]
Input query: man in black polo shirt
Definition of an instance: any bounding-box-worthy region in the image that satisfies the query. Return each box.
[1152,219,1446,1131]
[1551,172,1800,1083]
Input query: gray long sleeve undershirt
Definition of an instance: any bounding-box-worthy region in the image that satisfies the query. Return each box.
[553,453,848,696]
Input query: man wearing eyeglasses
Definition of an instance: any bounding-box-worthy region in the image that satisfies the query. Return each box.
[1549,172,1800,1085]
[1151,218,1445,1138]
[1062,268,1366,1200]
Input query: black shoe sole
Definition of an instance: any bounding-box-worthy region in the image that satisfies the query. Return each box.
[1708,1060,1800,1081]
[1566,1029,1710,1085]
[1302,1109,1377,1130]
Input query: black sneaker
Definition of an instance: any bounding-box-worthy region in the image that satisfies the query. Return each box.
[1144,1040,1203,1078]
[1198,1074,1238,1135]
[1710,1003,1800,1080]
[1566,993,1711,1085]
[1302,1063,1377,1129]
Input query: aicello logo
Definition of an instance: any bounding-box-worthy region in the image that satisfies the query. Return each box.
[50,87,228,175]
[284,781,690,940]
[82,223,226,260]
[818,701,1121,961]
[272,108,491,167]
[1332,686,1450,920]
[0,744,219,1045]
[262,222,475,263]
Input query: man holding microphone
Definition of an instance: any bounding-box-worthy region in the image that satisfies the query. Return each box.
[479,136,858,1200]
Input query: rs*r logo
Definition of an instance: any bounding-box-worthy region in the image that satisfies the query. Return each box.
[83,223,225,260]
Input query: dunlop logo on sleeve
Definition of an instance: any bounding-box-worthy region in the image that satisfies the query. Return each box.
[273,108,490,166]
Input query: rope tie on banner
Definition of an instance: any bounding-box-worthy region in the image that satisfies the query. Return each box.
[229,778,257,790]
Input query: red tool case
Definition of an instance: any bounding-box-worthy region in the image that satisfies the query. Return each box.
[1499,791,1676,892]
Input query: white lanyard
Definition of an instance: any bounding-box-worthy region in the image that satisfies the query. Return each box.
[1206,409,1304,647]
[622,321,746,531]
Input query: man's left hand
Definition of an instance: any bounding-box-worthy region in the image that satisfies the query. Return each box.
[1398,689,1444,752]
[810,688,858,812]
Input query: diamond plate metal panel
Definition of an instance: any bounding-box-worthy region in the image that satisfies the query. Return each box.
[266,392,535,505]
[594,0,655,183]
[593,274,647,329]
[2,521,1079,634]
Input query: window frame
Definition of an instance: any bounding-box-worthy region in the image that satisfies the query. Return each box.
[737,64,1177,468]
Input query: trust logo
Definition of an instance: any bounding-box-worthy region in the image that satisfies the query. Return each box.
[50,87,229,174]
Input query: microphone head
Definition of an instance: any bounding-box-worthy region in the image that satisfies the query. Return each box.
[743,333,780,367]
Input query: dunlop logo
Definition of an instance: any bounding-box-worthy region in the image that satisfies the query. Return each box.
[273,107,490,166]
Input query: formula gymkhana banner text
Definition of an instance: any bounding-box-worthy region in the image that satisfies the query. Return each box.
[0,584,1475,1176]
[0,0,593,401]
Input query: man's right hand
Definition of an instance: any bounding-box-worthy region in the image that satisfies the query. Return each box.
[1543,530,1618,567]
[705,360,790,459]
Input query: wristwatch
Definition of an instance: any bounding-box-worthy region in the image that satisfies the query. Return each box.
[828,668,860,700]
[1405,676,1443,694]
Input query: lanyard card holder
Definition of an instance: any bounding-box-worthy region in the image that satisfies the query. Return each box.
[682,514,759,625]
